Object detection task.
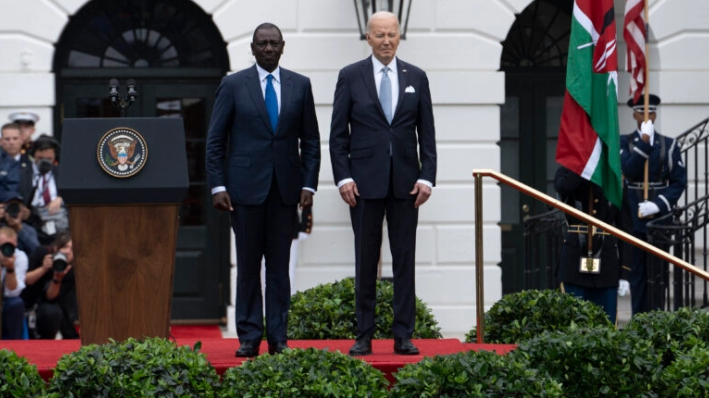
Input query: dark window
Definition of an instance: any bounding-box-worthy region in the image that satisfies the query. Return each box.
[56,0,227,68]
[501,0,572,69]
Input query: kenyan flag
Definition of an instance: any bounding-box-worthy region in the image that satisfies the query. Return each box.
[555,0,622,208]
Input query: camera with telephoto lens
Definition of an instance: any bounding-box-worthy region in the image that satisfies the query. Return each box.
[53,252,68,272]
[0,242,16,257]
[5,202,20,219]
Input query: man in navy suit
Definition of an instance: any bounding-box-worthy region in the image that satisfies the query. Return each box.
[206,23,321,357]
[329,11,437,356]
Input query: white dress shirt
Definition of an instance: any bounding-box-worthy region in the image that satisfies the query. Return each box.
[1,248,28,298]
[31,165,58,208]
[371,56,399,116]
[256,64,281,114]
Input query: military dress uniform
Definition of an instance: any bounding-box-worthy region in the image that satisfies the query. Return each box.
[0,150,19,196]
[620,128,687,314]
[555,166,627,322]
[8,110,39,155]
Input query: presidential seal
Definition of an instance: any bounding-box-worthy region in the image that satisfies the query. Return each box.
[97,127,148,178]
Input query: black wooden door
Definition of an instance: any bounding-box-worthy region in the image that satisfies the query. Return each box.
[499,73,565,294]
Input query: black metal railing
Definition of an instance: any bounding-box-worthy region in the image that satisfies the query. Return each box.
[523,208,566,290]
[675,117,709,208]
[644,116,709,310]
[647,194,709,310]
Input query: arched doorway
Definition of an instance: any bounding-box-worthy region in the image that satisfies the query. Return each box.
[53,0,231,321]
[498,0,572,294]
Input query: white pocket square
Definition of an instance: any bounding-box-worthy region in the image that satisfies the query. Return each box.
[405,86,415,93]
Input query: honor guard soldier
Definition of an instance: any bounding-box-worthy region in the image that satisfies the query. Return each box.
[620,94,687,315]
[8,111,39,156]
[555,166,626,322]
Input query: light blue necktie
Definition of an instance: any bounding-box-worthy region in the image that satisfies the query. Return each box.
[265,74,278,131]
[379,67,392,124]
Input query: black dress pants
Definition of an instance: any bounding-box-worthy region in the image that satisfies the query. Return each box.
[230,177,296,343]
[350,175,418,339]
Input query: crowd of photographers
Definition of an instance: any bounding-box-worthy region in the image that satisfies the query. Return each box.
[0,112,76,340]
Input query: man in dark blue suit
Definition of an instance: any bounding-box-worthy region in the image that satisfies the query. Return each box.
[206,23,321,357]
[329,11,437,356]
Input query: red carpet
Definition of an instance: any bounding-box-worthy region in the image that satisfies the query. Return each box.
[0,338,515,383]
[169,325,223,339]
[71,325,224,339]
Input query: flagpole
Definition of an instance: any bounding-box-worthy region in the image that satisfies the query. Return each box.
[642,0,650,202]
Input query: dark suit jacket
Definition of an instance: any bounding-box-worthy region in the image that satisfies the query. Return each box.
[329,56,436,199]
[18,153,34,207]
[206,65,321,206]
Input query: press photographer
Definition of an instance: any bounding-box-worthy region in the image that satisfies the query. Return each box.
[0,226,28,339]
[26,135,69,245]
[0,192,40,254]
[22,231,78,339]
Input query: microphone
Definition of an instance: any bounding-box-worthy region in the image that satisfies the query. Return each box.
[126,79,138,103]
[109,79,119,103]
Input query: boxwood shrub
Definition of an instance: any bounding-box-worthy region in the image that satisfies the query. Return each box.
[0,349,46,397]
[218,347,389,398]
[623,307,709,356]
[511,327,660,397]
[389,349,563,398]
[658,344,709,397]
[46,337,219,397]
[466,288,613,344]
[288,278,442,339]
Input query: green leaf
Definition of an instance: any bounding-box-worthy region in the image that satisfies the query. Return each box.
[218,348,388,398]
[287,277,442,339]
[45,337,219,397]
[467,288,614,344]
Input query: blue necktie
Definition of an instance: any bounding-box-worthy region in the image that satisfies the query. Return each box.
[265,74,278,131]
[379,67,392,124]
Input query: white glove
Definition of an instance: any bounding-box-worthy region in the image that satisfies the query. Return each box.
[638,201,660,218]
[640,120,654,145]
[618,279,630,297]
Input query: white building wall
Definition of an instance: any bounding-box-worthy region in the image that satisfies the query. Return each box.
[2,0,709,338]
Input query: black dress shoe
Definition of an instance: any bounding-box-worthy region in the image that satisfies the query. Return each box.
[235,340,260,357]
[394,338,419,355]
[268,341,288,355]
[348,336,373,356]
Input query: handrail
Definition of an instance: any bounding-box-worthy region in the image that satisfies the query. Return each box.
[472,168,709,344]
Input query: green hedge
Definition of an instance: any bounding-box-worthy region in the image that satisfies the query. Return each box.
[659,344,709,397]
[218,348,389,398]
[389,349,563,398]
[288,278,442,339]
[511,327,660,397]
[467,288,613,344]
[0,349,45,398]
[6,293,709,397]
[46,338,219,397]
[623,307,709,356]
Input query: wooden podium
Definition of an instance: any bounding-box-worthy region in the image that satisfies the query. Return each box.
[58,118,188,346]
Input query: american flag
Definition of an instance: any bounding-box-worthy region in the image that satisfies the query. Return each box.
[624,0,646,103]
